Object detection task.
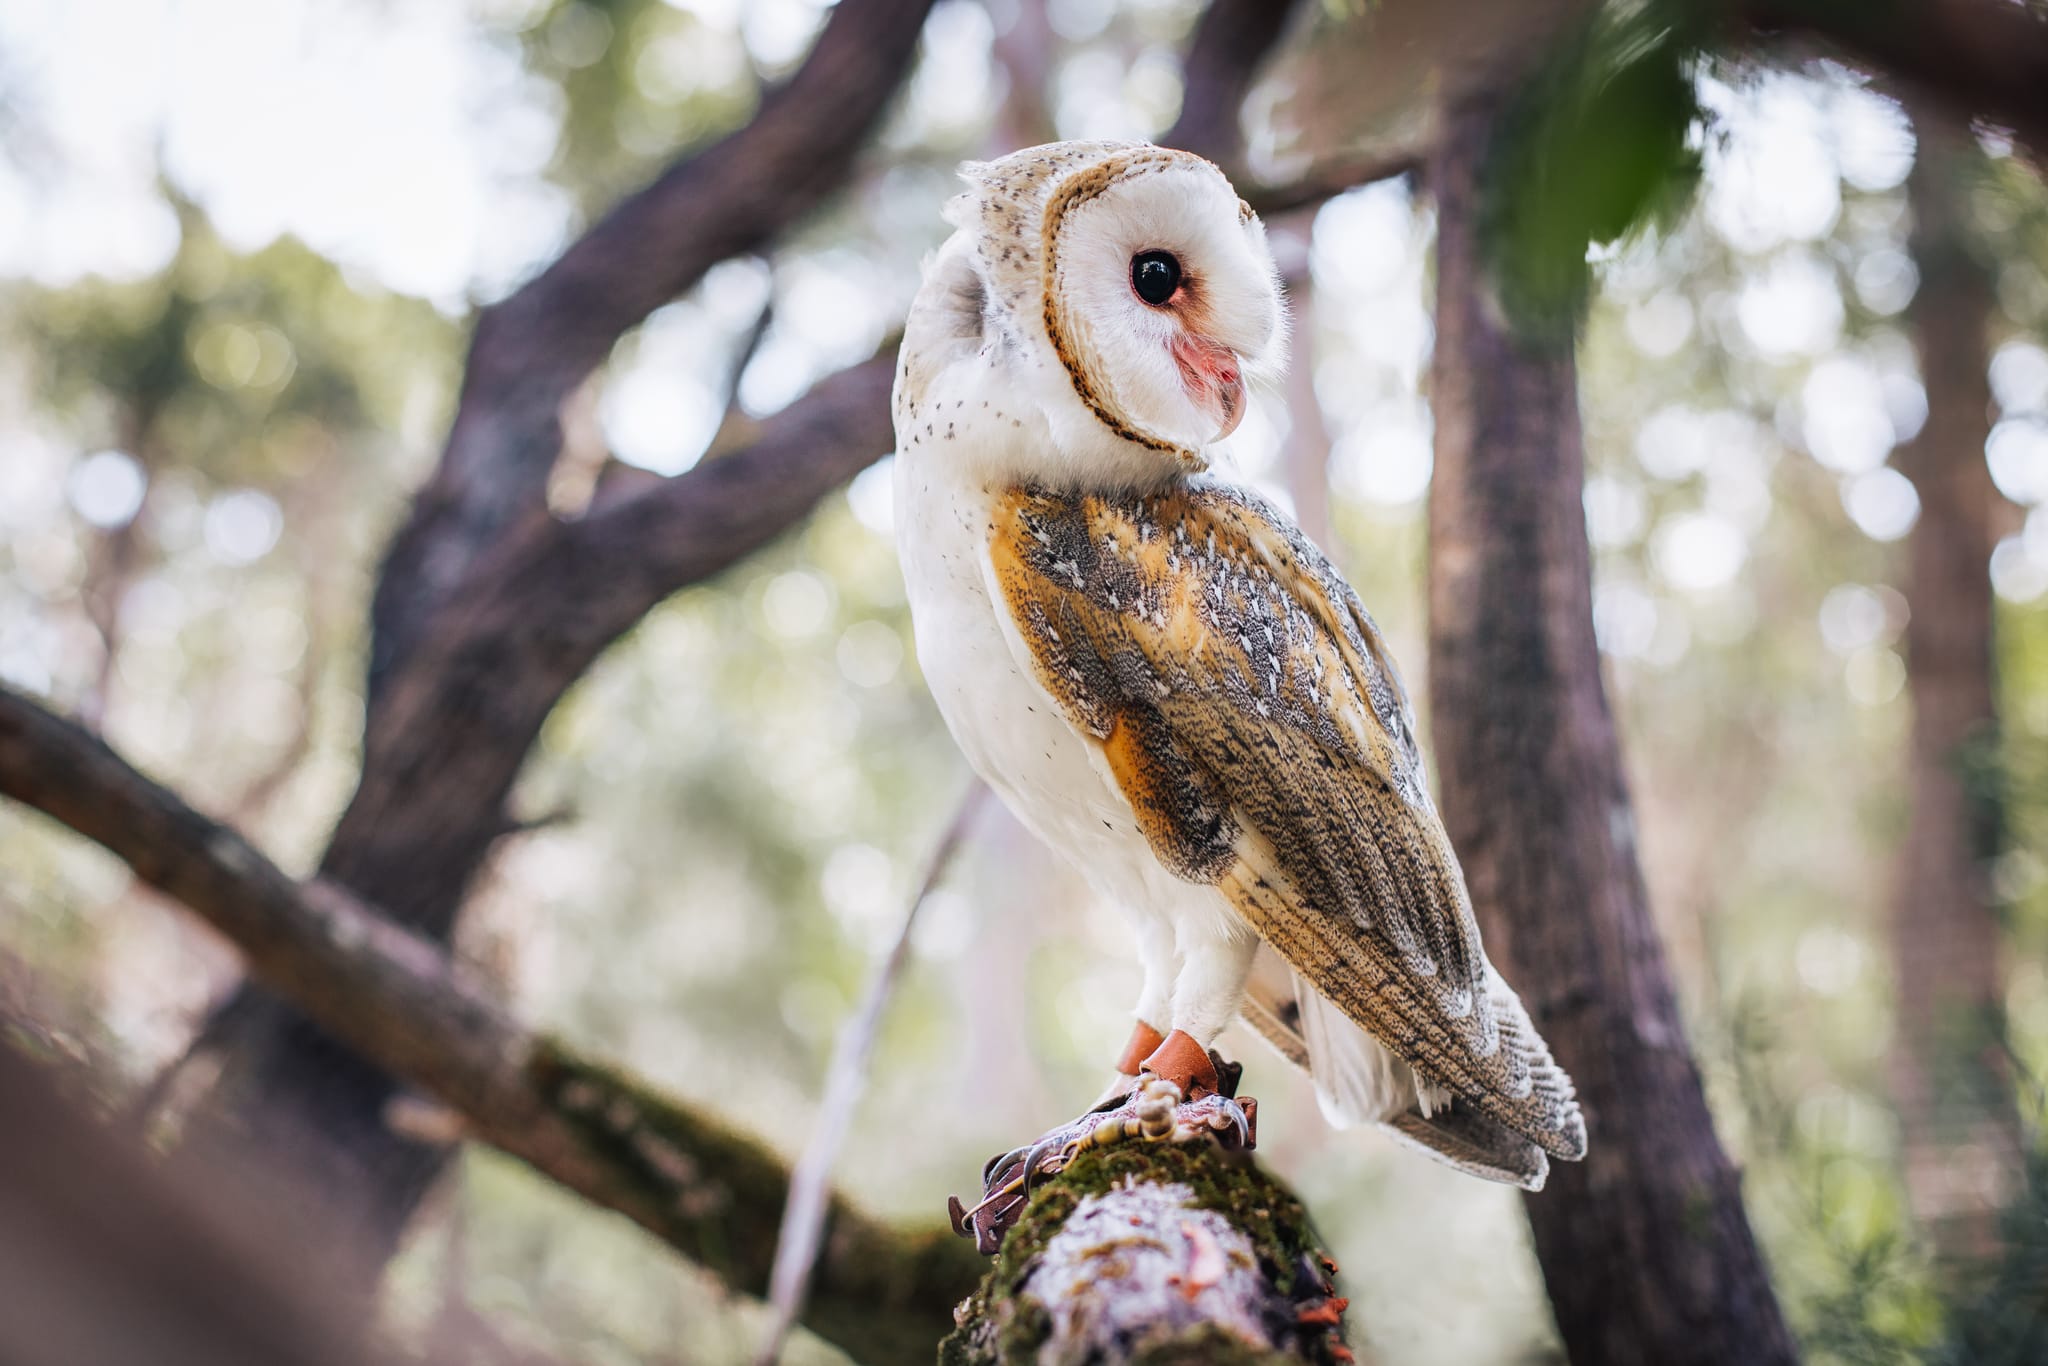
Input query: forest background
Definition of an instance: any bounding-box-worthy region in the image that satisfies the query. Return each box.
[4,1,2048,1363]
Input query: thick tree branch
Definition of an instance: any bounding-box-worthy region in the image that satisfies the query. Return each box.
[1161,0,1425,216]
[371,0,937,692]
[0,684,981,1365]
[1242,151,1423,217]
[1738,0,2048,163]
[335,353,897,938]
[940,1143,1350,1366]
[177,353,897,1288]
[182,0,943,1287]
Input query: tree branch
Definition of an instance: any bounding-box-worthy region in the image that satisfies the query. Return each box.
[0,683,982,1365]
[174,353,893,1290]
[1735,0,2048,163]
[334,353,897,940]
[1241,151,1423,218]
[940,1142,1350,1366]
[157,358,894,1297]
[370,0,938,694]
[1164,0,1307,165]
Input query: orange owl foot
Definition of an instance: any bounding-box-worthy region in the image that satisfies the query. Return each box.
[947,1032,1258,1255]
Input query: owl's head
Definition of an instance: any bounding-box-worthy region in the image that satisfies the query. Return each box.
[914,141,1285,481]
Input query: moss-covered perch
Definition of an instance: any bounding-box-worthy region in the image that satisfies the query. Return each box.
[943,1141,1354,1366]
[0,684,984,1365]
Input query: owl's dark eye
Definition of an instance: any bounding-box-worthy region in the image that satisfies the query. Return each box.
[1131,250,1181,306]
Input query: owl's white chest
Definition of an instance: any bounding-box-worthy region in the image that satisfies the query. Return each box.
[893,446,1112,844]
[891,412,1176,918]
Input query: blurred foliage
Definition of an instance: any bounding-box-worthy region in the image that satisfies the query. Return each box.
[2,1,2048,1364]
[1484,0,1705,334]
[510,0,762,214]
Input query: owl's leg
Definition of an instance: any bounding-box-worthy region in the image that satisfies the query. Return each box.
[1100,911,1180,1101]
[1118,919,1260,1150]
[950,926,1263,1254]
[973,913,1173,1211]
[1167,915,1260,1049]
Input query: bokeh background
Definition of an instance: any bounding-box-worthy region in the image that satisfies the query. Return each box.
[3,1,2047,1363]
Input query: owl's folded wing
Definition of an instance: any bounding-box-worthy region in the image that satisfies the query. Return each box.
[984,479,1584,1160]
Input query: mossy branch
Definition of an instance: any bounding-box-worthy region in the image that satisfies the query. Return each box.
[0,684,983,1364]
[942,1142,1354,1366]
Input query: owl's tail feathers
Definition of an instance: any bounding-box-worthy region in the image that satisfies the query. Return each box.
[1237,954,1572,1190]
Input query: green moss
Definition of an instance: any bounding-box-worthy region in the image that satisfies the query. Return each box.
[939,1141,1344,1366]
[528,1038,790,1283]
[526,1039,982,1366]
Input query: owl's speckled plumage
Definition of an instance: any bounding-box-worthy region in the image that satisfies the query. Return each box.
[894,141,1584,1189]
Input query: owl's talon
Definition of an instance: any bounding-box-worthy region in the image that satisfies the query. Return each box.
[950,1068,1260,1254]
[1197,1093,1254,1151]
[1019,1135,1071,1194]
[982,1144,1028,1185]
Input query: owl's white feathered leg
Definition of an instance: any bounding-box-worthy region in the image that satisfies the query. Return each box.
[1100,918,1259,1153]
[1167,918,1260,1047]
[1095,910,1179,1103]
[951,922,1260,1255]
[1130,910,1180,1049]
[1119,917,1260,1099]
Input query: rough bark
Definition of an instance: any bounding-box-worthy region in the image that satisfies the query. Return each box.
[370,0,940,687]
[1163,0,1304,166]
[940,1142,1351,1366]
[1892,103,2020,1262]
[173,0,938,1290]
[0,683,983,1366]
[1424,86,1799,1366]
[173,354,900,1286]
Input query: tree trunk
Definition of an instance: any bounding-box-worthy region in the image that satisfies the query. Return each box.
[1423,85,1800,1366]
[941,1141,1352,1366]
[160,0,942,1296]
[1892,101,2019,1263]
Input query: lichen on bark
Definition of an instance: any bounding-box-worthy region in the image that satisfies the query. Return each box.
[941,1141,1352,1366]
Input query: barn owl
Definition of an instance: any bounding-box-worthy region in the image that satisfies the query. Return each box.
[892,141,1584,1248]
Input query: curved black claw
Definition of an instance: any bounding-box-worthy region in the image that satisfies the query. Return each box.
[1171,1090,1255,1152]
[981,1144,1028,1186]
[950,1074,1258,1256]
[1019,1133,1074,1195]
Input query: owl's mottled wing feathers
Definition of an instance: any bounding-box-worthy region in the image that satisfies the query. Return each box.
[986,480,1584,1160]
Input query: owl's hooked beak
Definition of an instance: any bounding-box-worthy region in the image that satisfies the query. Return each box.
[1171,332,1246,444]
